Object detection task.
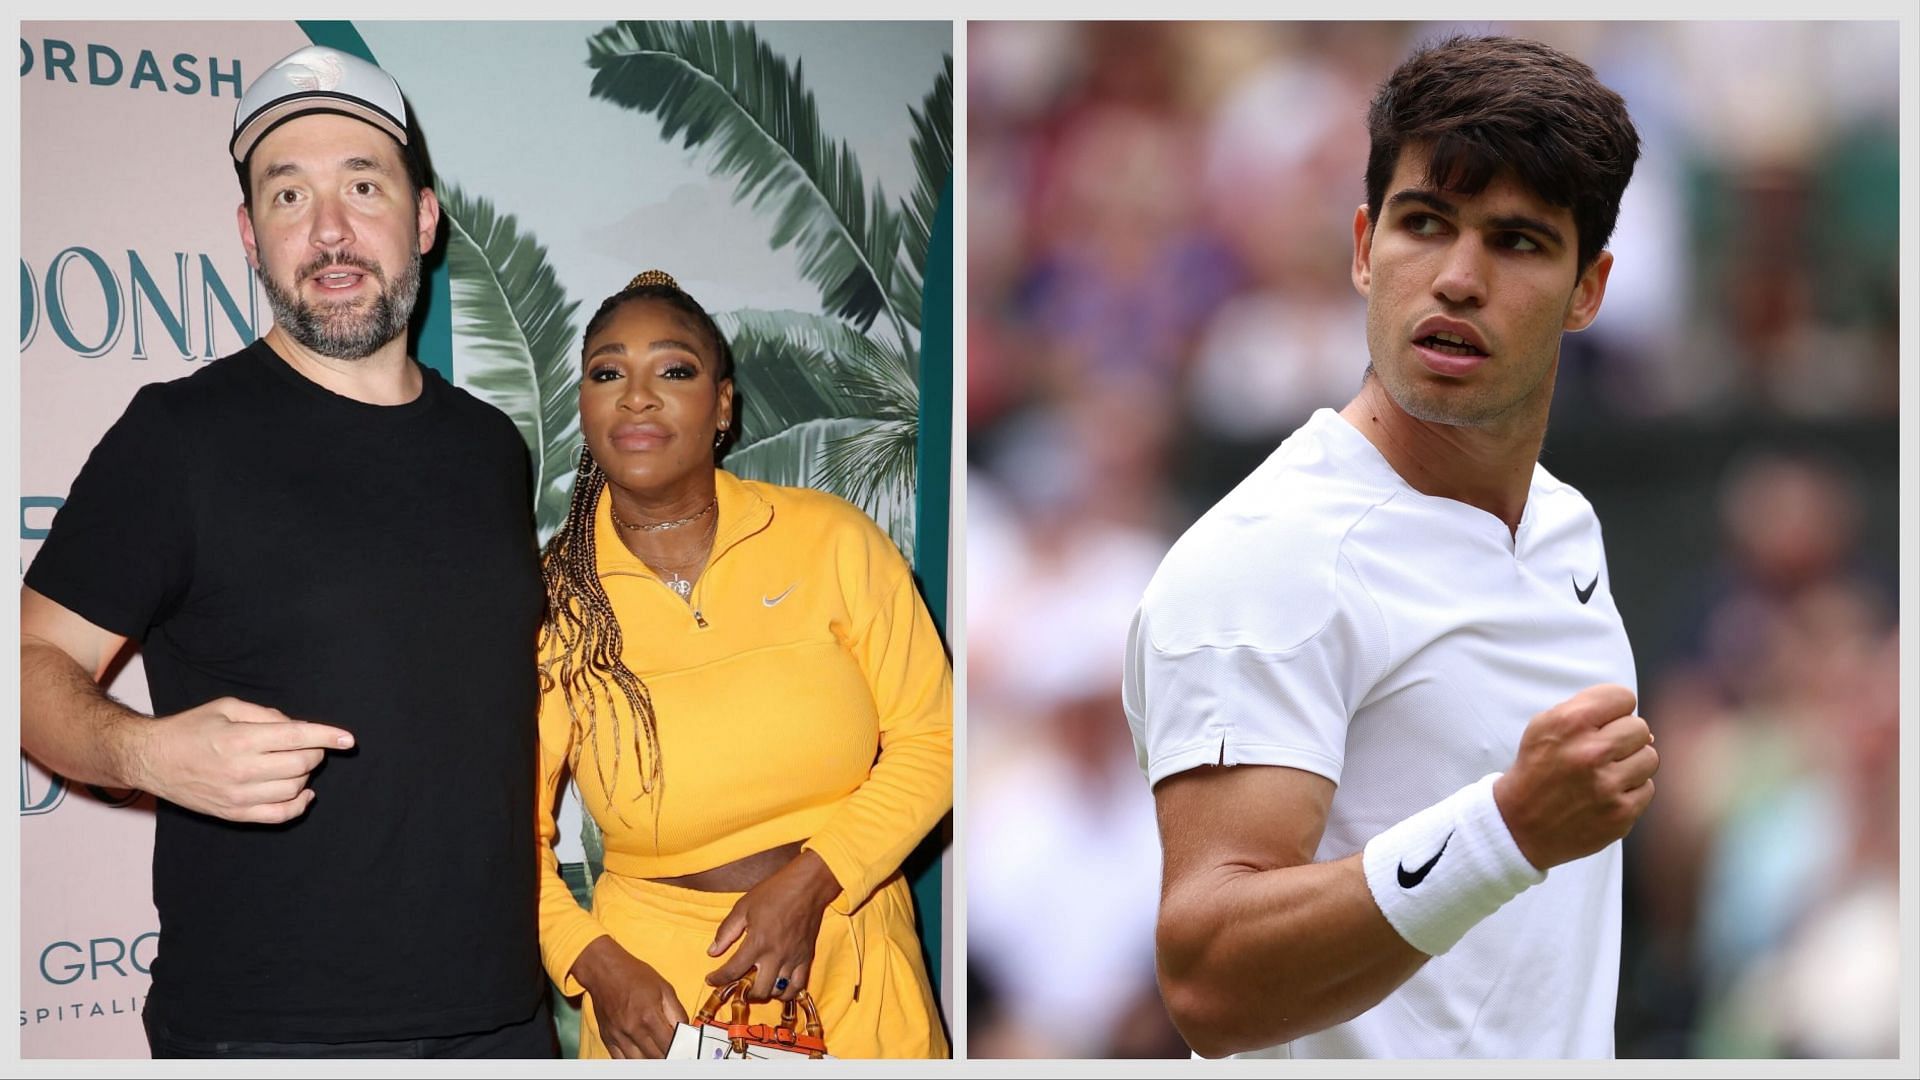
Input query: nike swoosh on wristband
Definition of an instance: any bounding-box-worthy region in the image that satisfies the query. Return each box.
[1574,572,1599,604]
[763,584,798,607]
[1398,831,1453,888]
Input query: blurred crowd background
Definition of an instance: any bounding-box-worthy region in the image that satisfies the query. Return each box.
[964,21,1901,1059]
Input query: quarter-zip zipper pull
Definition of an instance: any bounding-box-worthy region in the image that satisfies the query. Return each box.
[689,577,710,629]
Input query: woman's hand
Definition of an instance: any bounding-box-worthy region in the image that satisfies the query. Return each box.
[705,849,844,1003]
[571,934,689,1058]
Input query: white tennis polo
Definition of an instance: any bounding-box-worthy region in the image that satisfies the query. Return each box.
[1124,407,1635,1059]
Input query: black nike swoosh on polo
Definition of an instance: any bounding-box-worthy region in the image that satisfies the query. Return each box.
[1397,831,1453,889]
[1574,572,1599,604]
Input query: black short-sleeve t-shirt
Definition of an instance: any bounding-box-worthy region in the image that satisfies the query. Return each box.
[25,340,546,1042]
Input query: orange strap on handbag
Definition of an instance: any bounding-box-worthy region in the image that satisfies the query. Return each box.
[694,976,829,1059]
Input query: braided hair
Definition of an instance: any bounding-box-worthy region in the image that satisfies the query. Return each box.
[535,271,736,818]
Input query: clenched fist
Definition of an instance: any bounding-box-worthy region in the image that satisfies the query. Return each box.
[1492,684,1657,870]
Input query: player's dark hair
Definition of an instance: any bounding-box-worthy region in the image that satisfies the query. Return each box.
[1364,35,1640,271]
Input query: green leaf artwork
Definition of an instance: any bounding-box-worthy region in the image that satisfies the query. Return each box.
[586,20,910,343]
[893,55,952,333]
[585,21,950,552]
[440,183,585,541]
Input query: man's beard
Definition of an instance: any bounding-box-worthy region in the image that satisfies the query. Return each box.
[261,249,421,361]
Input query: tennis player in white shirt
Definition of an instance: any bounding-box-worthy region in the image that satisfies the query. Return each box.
[1125,34,1656,1059]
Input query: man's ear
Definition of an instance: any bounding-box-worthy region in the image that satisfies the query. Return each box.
[415,186,441,255]
[1351,204,1375,300]
[1564,249,1613,332]
[237,202,260,271]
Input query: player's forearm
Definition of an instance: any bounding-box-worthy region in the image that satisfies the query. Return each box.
[19,638,154,790]
[1156,852,1425,1057]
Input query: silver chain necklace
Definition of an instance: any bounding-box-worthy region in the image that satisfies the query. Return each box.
[608,498,716,533]
[609,501,718,603]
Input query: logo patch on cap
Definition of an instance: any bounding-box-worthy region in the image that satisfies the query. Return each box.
[282,52,345,93]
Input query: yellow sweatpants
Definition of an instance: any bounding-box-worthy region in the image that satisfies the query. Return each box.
[577,872,948,1059]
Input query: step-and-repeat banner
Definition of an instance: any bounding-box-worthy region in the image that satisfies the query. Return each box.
[19,20,953,1058]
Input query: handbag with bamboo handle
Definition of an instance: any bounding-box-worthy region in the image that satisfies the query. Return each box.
[663,976,832,1060]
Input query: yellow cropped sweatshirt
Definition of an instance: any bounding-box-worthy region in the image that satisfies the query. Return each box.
[537,469,953,998]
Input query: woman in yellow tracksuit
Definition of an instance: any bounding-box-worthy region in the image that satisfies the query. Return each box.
[535,271,950,1059]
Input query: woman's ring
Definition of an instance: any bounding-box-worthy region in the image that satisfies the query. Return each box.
[774,976,791,992]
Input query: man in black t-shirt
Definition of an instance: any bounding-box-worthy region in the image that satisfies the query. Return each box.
[19,46,551,1058]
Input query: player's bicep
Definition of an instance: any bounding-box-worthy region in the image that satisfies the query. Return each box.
[1154,763,1336,895]
[20,585,130,683]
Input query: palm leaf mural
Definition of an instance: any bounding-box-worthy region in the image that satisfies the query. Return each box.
[891,54,952,333]
[441,183,584,541]
[818,419,919,546]
[815,332,920,544]
[724,314,920,546]
[726,415,886,488]
[727,416,913,550]
[718,309,875,445]
[586,21,910,345]
[586,21,952,553]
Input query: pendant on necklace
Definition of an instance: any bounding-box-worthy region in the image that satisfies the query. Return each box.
[666,573,693,601]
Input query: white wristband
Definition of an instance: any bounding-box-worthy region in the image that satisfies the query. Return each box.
[1361,773,1546,957]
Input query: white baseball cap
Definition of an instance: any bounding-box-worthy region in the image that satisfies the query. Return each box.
[230,45,410,164]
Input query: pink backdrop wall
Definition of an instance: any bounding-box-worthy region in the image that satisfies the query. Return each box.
[19,21,311,1058]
